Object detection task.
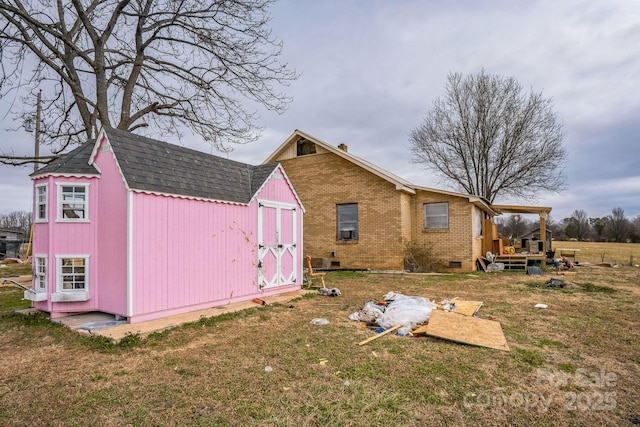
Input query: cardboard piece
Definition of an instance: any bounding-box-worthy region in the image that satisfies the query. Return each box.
[422,310,510,351]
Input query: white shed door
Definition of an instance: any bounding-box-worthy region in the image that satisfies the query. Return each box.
[257,201,298,290]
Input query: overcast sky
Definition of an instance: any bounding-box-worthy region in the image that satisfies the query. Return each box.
[1,0,639,223]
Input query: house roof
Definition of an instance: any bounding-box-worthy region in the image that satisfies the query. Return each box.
[266,129,499,215]
[33,127,281,205]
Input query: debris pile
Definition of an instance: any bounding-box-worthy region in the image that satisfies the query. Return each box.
[350,292,509,351]
[318,287,341,297]
[349,292,435,336]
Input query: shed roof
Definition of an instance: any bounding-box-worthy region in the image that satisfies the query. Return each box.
[33,127,280,204]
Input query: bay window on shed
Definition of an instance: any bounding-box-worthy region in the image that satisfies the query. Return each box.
[337,203,358,241]
[51,256,90,302]
[35,184,48,222]
[423,202,449,229]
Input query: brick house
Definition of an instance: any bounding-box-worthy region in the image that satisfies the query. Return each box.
[264,129,500,272]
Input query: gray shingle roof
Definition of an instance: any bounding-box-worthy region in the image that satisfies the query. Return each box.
[33,127,280,204]
[32,142,99,177]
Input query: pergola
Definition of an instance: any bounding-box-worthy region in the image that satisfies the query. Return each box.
[492,204,553,256]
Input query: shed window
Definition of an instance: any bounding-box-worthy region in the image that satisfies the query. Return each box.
[424,202,448,229]
[58,257,87,291]
[337,203,358,241]
[35,184,48,222]
[35,256,47,292]
[57,184,89,221]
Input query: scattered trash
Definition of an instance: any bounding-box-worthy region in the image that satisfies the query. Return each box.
[319,287,342,297]
[264,366,273,372]
[439,299,457,312]
[436,298,483,316]
[349,301,385,322]
[534,303,548,309]
[375,293,436,334]
[319,358,328,366]
[252,298,266,305]
[343,380,350,387]
[358,324,403,346]
[310,318,329,325]
[351,291,507,351]
[527,266,543,275]
[546,278,565,288]
[485,252,505,272]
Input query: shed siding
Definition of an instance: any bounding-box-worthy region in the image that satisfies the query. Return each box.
[128,167,301,323]
[93,137,128,317]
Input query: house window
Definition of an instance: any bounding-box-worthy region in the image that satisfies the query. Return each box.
[475,208,483,237]
[57,184,89,221]
[337,203,358,241]
[59,257,87,291]
[424,202,448,229]
[35,184,48,222]
[296,138,316,156]
[35,256,47,292]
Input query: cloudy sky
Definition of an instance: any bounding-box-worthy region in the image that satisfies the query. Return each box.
[1,0,639,223]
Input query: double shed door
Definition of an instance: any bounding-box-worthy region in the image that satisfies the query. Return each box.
[257,201,299,290]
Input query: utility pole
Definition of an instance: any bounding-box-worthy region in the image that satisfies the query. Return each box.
[33,90,41,174]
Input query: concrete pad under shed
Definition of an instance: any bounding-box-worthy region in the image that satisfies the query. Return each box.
[28,289,313,342]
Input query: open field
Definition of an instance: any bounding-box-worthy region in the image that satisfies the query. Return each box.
[551,240,640,266]
[1,253,639,426]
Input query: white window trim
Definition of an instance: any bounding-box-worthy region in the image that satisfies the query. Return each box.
[24,255,48,302]
[475,207,483,237]
[56,183,90,222]
[34,255,47,292]
[424,202,449,230]
[35,183,48,222]
[337,203,358,241]
[52,255,89,302]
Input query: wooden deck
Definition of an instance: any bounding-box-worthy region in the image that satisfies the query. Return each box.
[479,254,546,271]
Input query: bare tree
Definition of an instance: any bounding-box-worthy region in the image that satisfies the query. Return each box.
[605,207,629,243]
[566,209,591,241]
[410,70,566,203]
[495,214,530,239]
[0,210,31,236]
[0,0,297,165]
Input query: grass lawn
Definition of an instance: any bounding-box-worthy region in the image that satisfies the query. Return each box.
[1,262,639,426]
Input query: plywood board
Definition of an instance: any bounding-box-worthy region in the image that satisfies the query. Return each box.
[477,257,487,272]
[424,310,510,351]
[451,299,483,317]
[435,298,483,317]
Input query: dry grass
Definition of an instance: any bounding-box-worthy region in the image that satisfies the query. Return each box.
[552,240,640,266]
[1,260,639,426]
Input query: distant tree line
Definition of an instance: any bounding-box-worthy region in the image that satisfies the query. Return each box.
[0,211,31,239]
[496,207,640,243]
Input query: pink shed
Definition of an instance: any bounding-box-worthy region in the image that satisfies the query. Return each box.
[27,127,304,323]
